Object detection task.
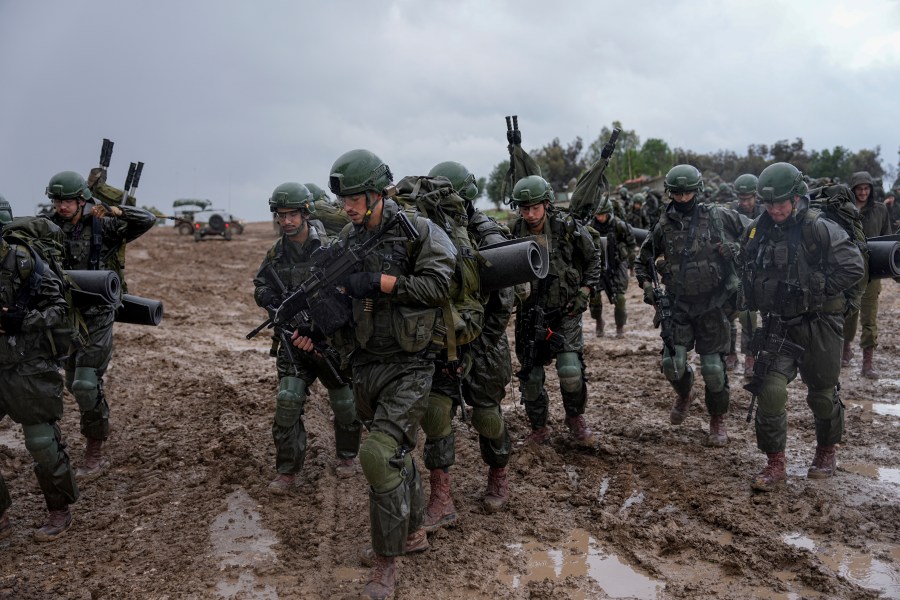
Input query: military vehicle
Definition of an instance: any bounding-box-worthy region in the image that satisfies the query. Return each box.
[172,199,243,238]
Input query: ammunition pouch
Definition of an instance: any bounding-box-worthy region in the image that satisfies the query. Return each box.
[392,305,439,353]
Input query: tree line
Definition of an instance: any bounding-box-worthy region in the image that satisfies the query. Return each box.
[483,121,896,208]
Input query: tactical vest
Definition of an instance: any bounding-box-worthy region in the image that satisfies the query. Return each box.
[657,204,730,300]
[514,211,583,310]
[743,209,845,317]
[57,218,104,272]
[266,221,327,291]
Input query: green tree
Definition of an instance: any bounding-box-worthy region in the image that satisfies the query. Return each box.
[532,137,586,192]
[638,138,672,177]
[485,160,509,209]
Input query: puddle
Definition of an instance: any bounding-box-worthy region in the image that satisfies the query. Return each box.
[783,532,900,598]
[662,559,815,599]
[619,490,645,516]
[500,528,662,599]
[847,400,900,418]
[0,427,26,452]
[843,463,900,485]
[209,488,279,599]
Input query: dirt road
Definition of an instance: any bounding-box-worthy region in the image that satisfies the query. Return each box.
[1,222,898,599]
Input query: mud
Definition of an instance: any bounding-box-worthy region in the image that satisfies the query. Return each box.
[1,222,898,599]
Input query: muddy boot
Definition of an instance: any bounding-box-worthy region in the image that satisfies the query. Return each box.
[595,317,604,336]
[743,355,755,379]
[841,341,853,368]
[34,506,72,542]
[564,415,598,445]
[703,414,729,447]
[751,452,787,492]
[483,467,509,514]
[724,353,738,371]
[520,426,551,446]
[615,326,625,339]
[807,445,837,479]
[333,457,359,479]
[268,473,296,494]
[861,347,880,380]
[76,438,109,480]
[423,469,457,532]
[0,511,10,541]
[669,392,693,425]
[360,528,429,567]
[362,554,396,600]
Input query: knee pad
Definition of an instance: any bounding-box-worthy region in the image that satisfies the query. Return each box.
[359,431,408,493]
[520,368,545,403]
[23,423,58,467]
[807,386,840,420]
[471,406,505,440]
[275,376,306,428]
[700,354,726,393]
[661,345,687,381]
[71,367,99,412]
[756,374,789,417]
[421,393,453,439]
[327,385,356,427]
[556,352,583,394]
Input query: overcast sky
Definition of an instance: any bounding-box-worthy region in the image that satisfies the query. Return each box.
[1,0,898,222]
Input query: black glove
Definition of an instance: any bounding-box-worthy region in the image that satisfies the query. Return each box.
[642,282,657,306]
[0,307,26,335]
[342,272,381,298]
[256,288,278,309]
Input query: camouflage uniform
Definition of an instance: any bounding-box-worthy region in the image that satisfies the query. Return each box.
[588,208,636,337]
[253,220,361,479]
[0,234,79,538]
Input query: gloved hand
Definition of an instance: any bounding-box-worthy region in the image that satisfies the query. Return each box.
[256,288,278,309]
[642,282,657,306]
[566,288,591,316]
[91,202,123,219]
[0,307,26,335]
[717,242,737,260]
[342,272,381,298]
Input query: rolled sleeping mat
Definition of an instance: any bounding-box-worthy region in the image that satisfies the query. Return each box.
[116,294,164,326]
[630,227,649,246]
[865,235,900,280]
[66,270,121,308]
[479,236,550,293]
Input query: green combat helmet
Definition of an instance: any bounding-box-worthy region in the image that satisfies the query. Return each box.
[664,164,704,194]
[304,183,332,204]
[428,161,478,201]
[46,170,93,201]
[734,173,759,196]
[328,149,393,197]
[0,194,11,225]
[511,175,554,207]
[269,182,315,214]
[757,162,805,203]
[594,194,614,215]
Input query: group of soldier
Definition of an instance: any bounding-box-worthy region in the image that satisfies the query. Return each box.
[0,172,156,543]
[0,143,893,599]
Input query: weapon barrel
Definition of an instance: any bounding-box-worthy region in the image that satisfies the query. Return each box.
[66,269,121,308]
[116,294,164,326]
[478,236,550,293]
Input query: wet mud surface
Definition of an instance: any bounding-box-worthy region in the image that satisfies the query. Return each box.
[1,222,898,599]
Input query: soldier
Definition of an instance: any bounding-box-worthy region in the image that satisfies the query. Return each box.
[45,171,156,478]
[635,165,744,447]
[739,162,864,490]
[842,171,892,378]
[0,196,12,227]
[589,196,636,338]
[304,182,351,237]
[510,175,602,445]
[0,224,79,540]
[293,149,454,599]
[625,193,651,230]
[731,173,764,376]
[253,182,361,493]
[418,161,514,528]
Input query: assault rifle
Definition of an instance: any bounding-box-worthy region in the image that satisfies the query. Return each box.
[515,276,563,381]
[744,292,805,422]
[646,242,675,358]
[247,210,419,340]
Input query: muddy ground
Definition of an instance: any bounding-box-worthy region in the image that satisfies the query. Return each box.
[1,221,898,600]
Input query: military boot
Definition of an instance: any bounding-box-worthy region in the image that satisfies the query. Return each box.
[565,416,599,445]
[841,341,853,368]
[595,317,604,336]
[520,426,551,446]
[743,355,755,379]
[268,473,296,495]
[34,506,72,542]
[361,554,396,600]
[0,510,10,541]
[333,457,359,479]
[615,325,625,338]
[751,452,787,492]
[360,528,428,567]
[861,347,880,380]
[807,445,837,479]
[669,392,693,425]
[423,469,457,532]
[483,467,509,514]
[724,353,738,371]
[76,438,109,480]
[703,414,728,447]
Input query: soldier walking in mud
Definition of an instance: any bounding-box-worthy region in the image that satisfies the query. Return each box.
[46,171,156,479]
[731,174,764,376]
[588,195,636,338]
[841,171,892,379]
[0,219,79,541]
[635,165,744,447]
[253,182,362,493]
[293,150,454,600]
[739,162,864,491]
[510,175,602,446]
